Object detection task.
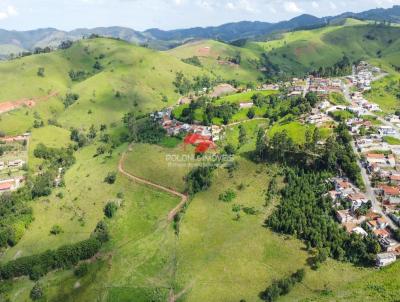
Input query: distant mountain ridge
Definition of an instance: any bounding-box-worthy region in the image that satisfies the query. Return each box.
[0,5,399,58]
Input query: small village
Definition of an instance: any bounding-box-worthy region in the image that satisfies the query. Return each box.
[150,61,400,268]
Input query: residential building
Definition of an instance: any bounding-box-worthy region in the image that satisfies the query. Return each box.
[376,252,396,267]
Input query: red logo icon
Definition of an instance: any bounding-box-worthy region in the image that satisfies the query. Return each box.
[183,133,216,154]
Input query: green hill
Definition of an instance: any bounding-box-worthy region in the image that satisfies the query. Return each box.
[167,39,262,82]
[0,38,209,133]
[248,22,400,75]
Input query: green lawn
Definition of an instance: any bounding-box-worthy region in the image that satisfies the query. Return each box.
[383,136,400,145]
[365,74,400,113]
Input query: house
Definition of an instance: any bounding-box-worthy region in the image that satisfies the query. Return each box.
[239,102,253,109]
[7,159,25,168]
[376,252,396,267]
[0,177,23,192]
[373,228,390,239]
[380,237,400,252]
[0,181,14,192]
[347,193,369,210]
[379,185,400,204]
[389,174,400,186]
[366,153,386,165]
[352,227,368,237]
[377,217,389,229]
[336,209,354,224]
[379,126,396,136]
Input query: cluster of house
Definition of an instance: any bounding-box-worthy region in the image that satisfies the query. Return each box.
[347,61,380,91]
[0,134,30,194]
[306,107,334,125]
[0,133,30,143]
[331,178,400,267]
[151,109,223,142]
[308,77,342,96]
[0,176,24,193]
[0,159,25,170]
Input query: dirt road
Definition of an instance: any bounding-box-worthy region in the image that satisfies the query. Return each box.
[118,146,188,222]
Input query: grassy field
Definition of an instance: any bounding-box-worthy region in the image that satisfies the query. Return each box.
[365,74,400,113]
[5,167,179,302]
[215,90,277,105]
[268,121,332,144]
[123,143,192,193]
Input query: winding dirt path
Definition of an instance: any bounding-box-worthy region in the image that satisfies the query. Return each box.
[118,145,188,222]
[0,91,59,115]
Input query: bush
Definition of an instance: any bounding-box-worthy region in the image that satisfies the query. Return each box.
[104,172,117,184]
[218,189,236,203]
[30,283,44,301]
[186,166,215,195]
[91,220,109,243]
[224,144,236,155]
[74,263,89,277]
[104,202,118,218]
[260,269,305,301]
[50,225,63,235]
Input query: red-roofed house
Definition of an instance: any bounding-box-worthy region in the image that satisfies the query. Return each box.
[379,185,400,204]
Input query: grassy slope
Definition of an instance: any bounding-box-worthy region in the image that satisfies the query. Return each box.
[167,39,262,82]
[247,22,400,75]
[123,143,191,193]
[0,38,206,132]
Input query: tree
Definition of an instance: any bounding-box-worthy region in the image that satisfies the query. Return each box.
[255,128,268,161]
[238,125,247,145]
[93,60,102,70]
[37,67,45,77]
[224,144,236,155]
[247,107,256,119]
[104,202,118,218]
[104,172,117,184]
[30,283,44,301]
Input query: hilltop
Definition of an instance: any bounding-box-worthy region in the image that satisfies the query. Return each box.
[0,37,210,134]
[1,5,400,58]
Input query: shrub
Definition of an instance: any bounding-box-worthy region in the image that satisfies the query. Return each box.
[50,225,63,235]
[104,202,118,218]
[104,172,117,184]
[219,189,236,203]
[74,263,89,277]
[30,283,44,301]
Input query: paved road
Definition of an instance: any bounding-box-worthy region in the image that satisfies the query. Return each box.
[343,72,398,229]
[351,142,398,229]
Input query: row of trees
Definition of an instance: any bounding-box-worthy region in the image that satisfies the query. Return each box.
[310,55,352,78]
[0,220,108,281]
[173,72,217,95]
[259,269,305,302]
